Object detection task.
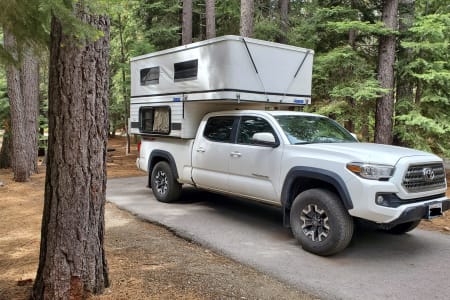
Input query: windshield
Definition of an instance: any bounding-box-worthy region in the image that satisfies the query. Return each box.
[274,115,357,144]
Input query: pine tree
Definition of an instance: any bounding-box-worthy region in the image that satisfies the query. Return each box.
[182,0,193,44]
[375,0,399,145]
[32,2,110,298]
[205,0,216,39]
[240,0,254,37]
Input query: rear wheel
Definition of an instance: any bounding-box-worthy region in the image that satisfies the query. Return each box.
[290,189,354,256]
[150,161,182,203]
[383,220,421,234]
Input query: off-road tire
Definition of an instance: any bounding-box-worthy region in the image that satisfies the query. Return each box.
[290,189,354,256]
[150,161,182,203]
[384,220,421,235]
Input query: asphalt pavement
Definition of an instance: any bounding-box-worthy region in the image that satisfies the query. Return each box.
[107,176,450,300]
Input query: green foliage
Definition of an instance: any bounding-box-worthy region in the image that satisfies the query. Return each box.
[328,20,397,36]
[109,0,155,134]
[254,18,282,41]
[135,0,181,50]
[394,6,450,155]
[215,0,240,36]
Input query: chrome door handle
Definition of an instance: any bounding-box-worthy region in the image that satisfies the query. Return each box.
[197,147,206,153]
[230,151,242,157]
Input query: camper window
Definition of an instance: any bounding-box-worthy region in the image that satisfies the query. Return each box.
[140,67,160,85]
[174,59,198,81]
[140,106,170,134]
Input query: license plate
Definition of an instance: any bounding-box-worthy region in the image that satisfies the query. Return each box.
[427,202,443,219]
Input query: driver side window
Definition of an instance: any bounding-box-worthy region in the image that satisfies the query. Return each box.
[237,116,276,145]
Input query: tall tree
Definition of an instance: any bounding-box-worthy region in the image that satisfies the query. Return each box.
[240,0,254,37]
[375,0,399,144]
[117,13,131,154]
[3,31,39,181]
[205,0,216,39]
[32,4,110,299]
[182,0,193,44]
[278,0,289,43]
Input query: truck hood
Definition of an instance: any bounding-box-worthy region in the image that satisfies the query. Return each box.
[299,142,440,166]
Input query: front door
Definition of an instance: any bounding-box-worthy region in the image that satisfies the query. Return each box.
[228,116,282,203]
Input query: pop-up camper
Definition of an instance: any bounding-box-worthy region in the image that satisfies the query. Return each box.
[129,35,314,138]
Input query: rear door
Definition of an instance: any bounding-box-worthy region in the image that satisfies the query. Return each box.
[192,116,237,191]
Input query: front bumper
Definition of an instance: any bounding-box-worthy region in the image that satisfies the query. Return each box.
[380,198,450,228]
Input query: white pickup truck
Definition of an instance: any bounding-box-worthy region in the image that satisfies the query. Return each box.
[137,109,449,255]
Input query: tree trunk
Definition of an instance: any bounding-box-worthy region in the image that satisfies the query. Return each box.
[205,0,216,39]
[3,30,39,181]
[0,119,12,169]
[240,0,254,37]
[278,0,289,43]
[118,14,131,155]
[32,8,110,300]
[375,0,398,145]
[182,0,193,45]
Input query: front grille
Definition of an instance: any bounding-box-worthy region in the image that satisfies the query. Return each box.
[402,163,446,193]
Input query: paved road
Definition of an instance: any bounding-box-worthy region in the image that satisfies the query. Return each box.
[107,176,450,300]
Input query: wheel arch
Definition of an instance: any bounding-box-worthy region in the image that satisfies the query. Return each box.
[148,150,179,187]
[281,166,353,227]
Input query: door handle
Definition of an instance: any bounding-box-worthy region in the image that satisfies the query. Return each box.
[196,147,206,153]
[230,151,242,157]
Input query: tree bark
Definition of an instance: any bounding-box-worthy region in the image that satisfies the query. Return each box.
[205,0,216,39]
[32,8,110,300]
[117,14,131,155]
[375,0,398,145]
[278,0,289,43]
[240,0,254,37]
[182,0,193,45]
[3,30,39,182]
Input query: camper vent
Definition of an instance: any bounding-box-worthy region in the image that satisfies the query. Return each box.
[140,67,160,85]
[174,59,198,81]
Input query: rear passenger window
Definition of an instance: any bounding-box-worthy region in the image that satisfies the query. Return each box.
[204,117,235,143]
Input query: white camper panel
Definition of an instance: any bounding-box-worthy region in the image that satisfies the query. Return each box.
[129,35,314,138]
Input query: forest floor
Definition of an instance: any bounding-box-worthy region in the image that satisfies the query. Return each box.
[0,137,314,300]
[0,138,449,300]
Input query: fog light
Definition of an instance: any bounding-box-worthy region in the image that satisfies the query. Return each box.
[376,195,384,205]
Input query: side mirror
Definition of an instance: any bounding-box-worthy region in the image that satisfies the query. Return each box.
[251,132,279,147]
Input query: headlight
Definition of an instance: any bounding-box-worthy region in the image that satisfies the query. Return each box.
[346,162,394,180]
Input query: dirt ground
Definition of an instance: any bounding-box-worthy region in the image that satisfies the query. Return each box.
[0,137,314,300]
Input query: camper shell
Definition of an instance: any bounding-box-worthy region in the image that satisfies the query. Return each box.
[129,35,314,138]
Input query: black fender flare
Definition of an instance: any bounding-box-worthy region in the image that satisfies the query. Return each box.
[281,166,353,227]
[148,150,179,187]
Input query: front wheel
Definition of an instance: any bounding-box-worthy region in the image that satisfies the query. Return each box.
[150,161,182,203]
[290,189,354,256]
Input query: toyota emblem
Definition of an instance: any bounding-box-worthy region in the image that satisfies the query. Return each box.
[422,168,435,181]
